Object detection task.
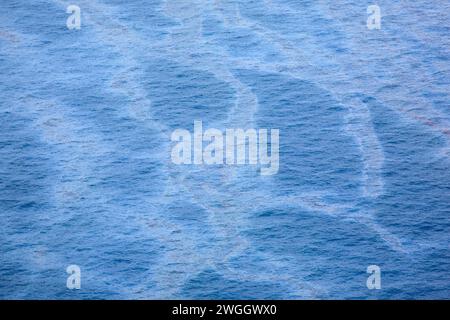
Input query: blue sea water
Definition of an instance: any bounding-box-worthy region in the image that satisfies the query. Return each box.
[0,0,449,299]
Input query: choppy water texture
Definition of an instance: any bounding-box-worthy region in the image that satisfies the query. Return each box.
[1,0,450,299]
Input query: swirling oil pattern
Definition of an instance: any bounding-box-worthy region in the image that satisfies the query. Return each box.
[1,0,449,299]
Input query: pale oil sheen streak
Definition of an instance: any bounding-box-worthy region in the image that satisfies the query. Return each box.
[51,0,265,297]
[48,0,448,295]
[53,0,393,289]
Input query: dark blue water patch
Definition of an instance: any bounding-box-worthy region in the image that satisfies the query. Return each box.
[3,204,160,299]
[88,149,167,206]
[233,68,363,198]
[180,268,288,299]
[0,112,61,299]
[0,262,31,299]
[202,14,282,61]
[1,0,84,43]
[164,200,209,224]
[244,206,445,299]
[142,58,235,129]
[0,110,56,212]
[368,98,450,245]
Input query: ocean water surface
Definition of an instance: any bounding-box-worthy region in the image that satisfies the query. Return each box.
[1,0,450,299]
